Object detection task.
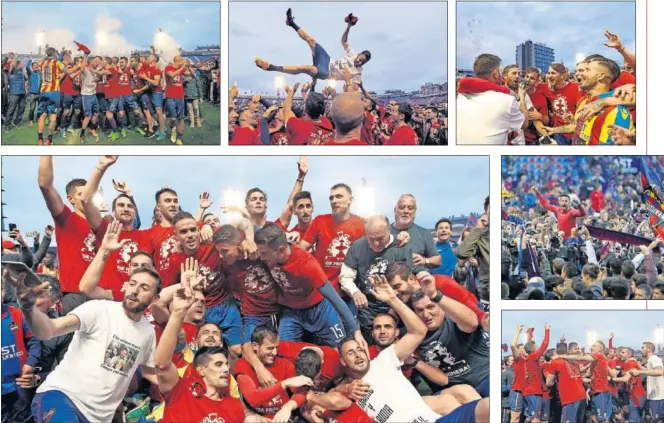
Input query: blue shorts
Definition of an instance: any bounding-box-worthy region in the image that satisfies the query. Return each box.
[107,97,122,113]
[61,93,82,110]
[509,391,524,412]
[121,95,139,111]
[552,133,572,146]
[165,98,185,119]
[648,399,664,421]
[139,93,152,110]
[562,399,585,423]
[82,95,99,117]
[592,392,613,421]
[475,377,489,398]
[313,43,331,80]
[151,91,164,109]
[242,314,279,344]
[279,298,345,347]
[96,93,107,113]
[32,390,90,423]
[629,395,647,423]
[524,395,543,419]
[37,92,60,115]
[203,297,242,346]
[435,399,479,423]
[541,398,551,422]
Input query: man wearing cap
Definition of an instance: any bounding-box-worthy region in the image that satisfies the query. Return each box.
[2,228,36,303]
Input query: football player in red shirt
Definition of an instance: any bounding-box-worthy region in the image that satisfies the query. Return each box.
[324,93,369,145]
[612,347,648,422]
[164,56,189,145]
[383,102,418,145]
[288,191,314,240]
[522,67,549,144]
[116,57,145,137]
[283,83,334,145]
[37,156,96,297]
[521,324,550,423]
[58,55,83,138]
[532,188,586,239]
[129,55,155,138]
[254,224,366,349]
[229,108,263,145]
[301,183,365,301]
[142,53,167,141]
[99,58,123,142]
[155,285,245,423]
[510,326,527,423]
[545,342,587,423]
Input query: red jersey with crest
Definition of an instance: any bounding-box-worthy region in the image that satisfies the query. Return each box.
[512,356,526,392]
[60,67,81,96]
[549,357,586,405]
[164,65,185,99]
[146,65,163,93]
[53,207,96,293]
[522,328,550,396]
[230,126,262,145]
[234,357,295,418]
[277,341,343,392]
[104,67,119,98]
[542,82,582,139]
[385,125,419,145]
[269,245,327,309]
[116,66,133,96]
[590,352,611,394]
[622,358,647,404]
[303,214,365,296]
[286,116,334,145]
[161,376,244,423]
[225,259,280,316]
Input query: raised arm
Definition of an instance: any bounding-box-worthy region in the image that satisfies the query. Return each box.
[278,157,308,229]
[341,21,352,51]
[78,220,126,301]
[38,156,66,221]
[283,83,299,126]
[527,324,551,360]
[532,187,557,213]
[510,325,524,356]
[16,281,81,341]
[604,30,636,71]
[82,156,118,231]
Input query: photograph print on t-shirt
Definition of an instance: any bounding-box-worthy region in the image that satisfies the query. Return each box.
[422,341,471,379]
[102,335,141,376]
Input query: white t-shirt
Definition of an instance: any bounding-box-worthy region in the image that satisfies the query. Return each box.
[358,345,441,423]
[329,45,363,85]
[457,91,525,145]
[646,355,664,400]
[37,300,156,422]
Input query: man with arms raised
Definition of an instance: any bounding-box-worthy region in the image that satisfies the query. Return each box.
[13,266,160,423]
[532,188,586,240]
[338,275,489,423]
[254,223,364,349]
[37,156,95,304]
[545,342,587,423]
[154,279,245,423]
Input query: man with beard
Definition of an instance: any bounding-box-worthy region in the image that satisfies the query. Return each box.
[245,158,308,231]
[341,215,425,340]
[545,343,587,423]
[631,342,664,422]
[410,274,490,399]
[501,64,532,145]
[382,102,418,145]
[234,324,318,420]
[230,108,264,145]
[58,55,82,138]
[130,55,155,138]
[284,83,334,145]
[522,67,549,144]
[532,189,586,239]
[164,56,189,145]
[301,183,365,310]
[116,57,145,137]
[254,224,364,349]
[80,155,148,297]
[337,276,489,423]
[391,194,441,270]
[142,53,166,141]
[155,283,245,423]
[255,10,371,88]
[16,265,159,423]
[431,218,457,277]
[288,191,314,240]
[612,347,649,423]
[37,156,95,304]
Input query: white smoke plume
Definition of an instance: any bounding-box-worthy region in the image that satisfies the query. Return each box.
[93,13,137,56]
[153,31,182,67]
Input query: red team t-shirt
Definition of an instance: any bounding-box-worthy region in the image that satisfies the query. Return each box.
[164,65,185,99]
[104,67,119,99]
[234,357,295,418]
[540,362,553,400]
[286,116,334,145]
[53,207,96,293]
[321,139,369,146]
[512,356,526,392]
[161,376,244,423]
[522,329,550,396]
[590,352,611,394]
[270,128,291,145]
[60,67,80,96]
[94,219,149,300]
[225,259,280,317]
[303,214,365,296]
[270,245,328,309]
[146,65,163,93]
[117,67,133,97]
[277,341,343,392]
[230,127,263,145]
[622,358,647,403]
[385,125,419,145]
[548,358,586,405]
[542,82,582,139]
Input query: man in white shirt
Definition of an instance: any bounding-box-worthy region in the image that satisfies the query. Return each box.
[337,275,489,423]
[12,266,161,423]
[632,342,664,421]
[255,9,371,89]
[457,54,527,145]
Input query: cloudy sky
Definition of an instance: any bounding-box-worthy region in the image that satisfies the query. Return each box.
[229,2,448,94]
[502,311,664,352]
[1,156,487,238]
[2,2,220,56]
[457,1,636,70]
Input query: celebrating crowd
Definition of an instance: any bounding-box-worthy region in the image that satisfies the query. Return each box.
[2,156,489,423]
[458,30,636,145]
[229,10,448,146]
[501,156,664,300]
[1,42,220,145]
[501,325,664,423]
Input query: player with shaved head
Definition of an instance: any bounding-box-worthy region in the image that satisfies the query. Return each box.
[324,92,368,145]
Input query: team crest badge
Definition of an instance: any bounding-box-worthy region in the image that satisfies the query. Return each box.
[8,322,18,333]
[42,409,56,423]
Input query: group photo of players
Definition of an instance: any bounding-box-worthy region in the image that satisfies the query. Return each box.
[501,310,664,423]
[1,2,221,145]
[1,155,489,423]
[456,1,636,146]
[228,2,449,146]
[501,156,664,301]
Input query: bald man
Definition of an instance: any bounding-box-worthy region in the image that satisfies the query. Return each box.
[323,92,369,145]
[339,214,429,341]
[391,194,442,270]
